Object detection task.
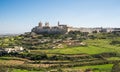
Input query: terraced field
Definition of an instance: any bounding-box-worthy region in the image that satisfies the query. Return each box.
[31,39,119,55]
[1,34,120,72]
[28,39,120,72]
[63,64,113,72]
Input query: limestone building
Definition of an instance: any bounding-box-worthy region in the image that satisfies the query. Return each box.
[31,21,68,34]
[31,21,119,34]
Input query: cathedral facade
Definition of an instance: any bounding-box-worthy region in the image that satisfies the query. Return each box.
[31,22,68,34]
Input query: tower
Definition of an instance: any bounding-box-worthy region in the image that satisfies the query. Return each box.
[45,22,49,27]
[58,21,60,26]
[38,21,42,27]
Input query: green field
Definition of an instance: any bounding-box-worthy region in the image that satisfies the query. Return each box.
[63,64,113,72]
[1,33,120,72]
[12,69,29,72]
[107,57,120,60]
[31,39,120,55]
[28,38,120,71]
[31,45,115,55]
[45,46,114,54]
[12,69,44,72]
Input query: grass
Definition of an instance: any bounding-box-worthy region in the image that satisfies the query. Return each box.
[12,69,44,72]
[0,39,119,72]
[31,39,120,55]
[47,46,114,54]
[107,57,120,60]
[0,56,26,60]
[31,45,115,55]
[12,69,29,72]
[63,64,113,72]
[74,64,113,69]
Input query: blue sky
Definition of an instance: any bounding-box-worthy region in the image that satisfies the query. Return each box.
[0,0,120,34]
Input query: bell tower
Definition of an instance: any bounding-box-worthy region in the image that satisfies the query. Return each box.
[58,21,60,26]
[45,22,49,27]
[38,21,42,27]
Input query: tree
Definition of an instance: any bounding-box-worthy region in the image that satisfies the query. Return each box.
[92,30,97,33]
[111,62,120,72]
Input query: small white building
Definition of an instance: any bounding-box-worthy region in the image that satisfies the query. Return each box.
[5,46,24,53]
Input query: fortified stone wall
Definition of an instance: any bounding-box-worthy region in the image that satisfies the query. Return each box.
[31,21,119,34]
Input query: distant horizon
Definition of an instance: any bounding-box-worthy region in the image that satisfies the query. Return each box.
[0,0,120,34]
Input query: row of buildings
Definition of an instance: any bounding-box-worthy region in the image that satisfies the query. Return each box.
[31,21,120,34]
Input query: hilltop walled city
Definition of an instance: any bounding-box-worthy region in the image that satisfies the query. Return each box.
[0,21,120,72]
[32,21,120,34]
[1,0,120,71]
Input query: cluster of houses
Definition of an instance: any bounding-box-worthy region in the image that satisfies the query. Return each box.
[0,46,25,54]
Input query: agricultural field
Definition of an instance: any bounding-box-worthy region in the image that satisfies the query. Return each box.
[31,39,119,55]
[63,64,113,72]
[0,32,120,72]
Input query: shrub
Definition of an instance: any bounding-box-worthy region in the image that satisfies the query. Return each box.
[111,62,120,72]
[110,40,120,45]
[92,52,117,58]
